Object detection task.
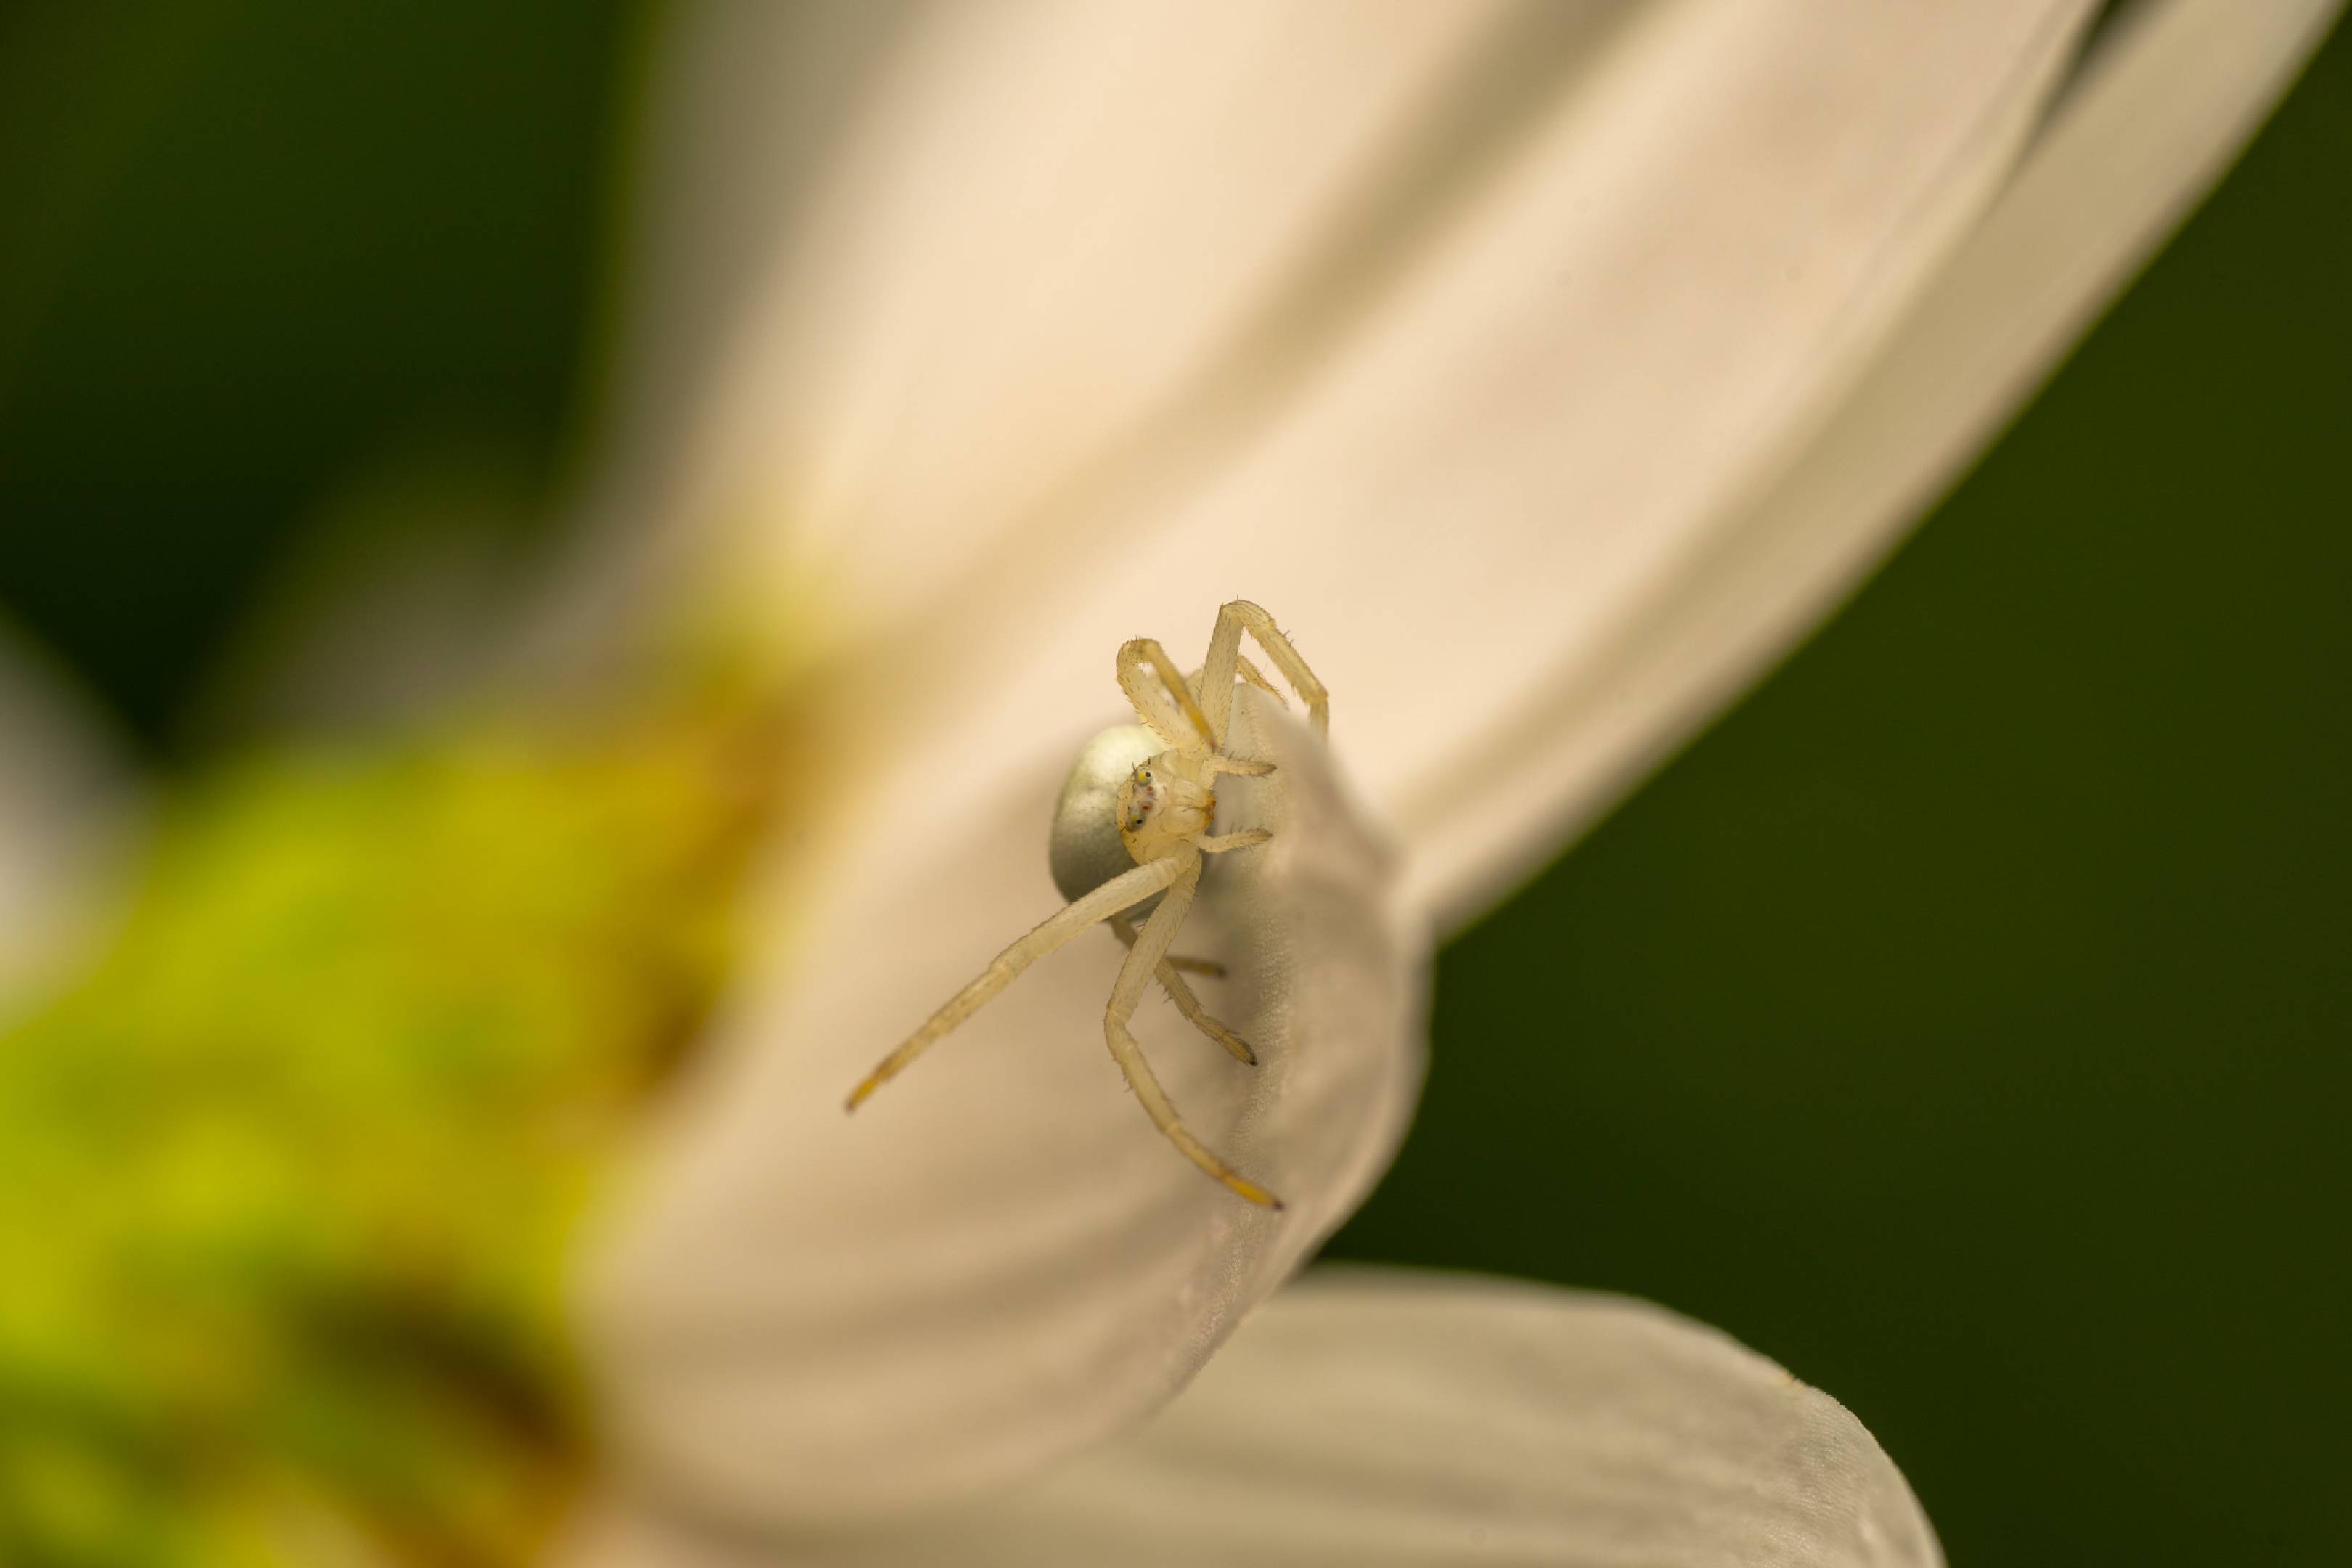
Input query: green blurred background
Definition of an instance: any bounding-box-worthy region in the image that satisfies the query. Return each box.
[1,4,2344,1565]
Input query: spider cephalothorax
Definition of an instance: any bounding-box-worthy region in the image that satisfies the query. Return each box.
[846,599,1328,1206]
[1117,755,1214,859]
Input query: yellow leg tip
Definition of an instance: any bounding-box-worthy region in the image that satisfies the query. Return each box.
[1196,1018,1257,1066]
[1232,1178,1284,1210]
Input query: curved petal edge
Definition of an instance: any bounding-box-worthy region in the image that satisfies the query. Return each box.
[568,1267,1942,1568]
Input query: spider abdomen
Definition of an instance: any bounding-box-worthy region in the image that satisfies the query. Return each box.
[1049,724,1164,907]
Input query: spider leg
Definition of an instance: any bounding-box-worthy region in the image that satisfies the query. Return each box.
[1108,913,1222,978]
[1197,829,1273,853]
[1108,915,1254,1065]
[1106,852,1282,1208]
[846,855,1183,1111]
[1233,653,1284,704]
[1188,655,1283,708]
[1198,599,1329,746]
[1116,637,1215,747]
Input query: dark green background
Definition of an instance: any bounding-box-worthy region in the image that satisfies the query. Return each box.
[2,7,2344,1564]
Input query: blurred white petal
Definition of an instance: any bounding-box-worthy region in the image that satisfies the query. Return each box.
[591,0,922,478]
[651,0,2097,918]
[1397,0,2348,924]
[556,0,1534,656]
[0,623,132,1009]
[584,0,2076,1527]
[571,1270,1940,1568]
[584,687,1423,1525]
[197,437,544,739]
[569,0,2338,1538]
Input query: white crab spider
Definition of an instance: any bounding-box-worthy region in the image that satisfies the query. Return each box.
[846,599,1328,1209]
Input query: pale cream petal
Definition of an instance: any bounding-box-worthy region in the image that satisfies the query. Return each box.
[566,1270,1940,1568]
[571,0,1539,656]
[579,1,2118,1530]
[761,0,2097,919]
[581,687,1424,1527]
[589,0,923,483]
[1394,0,2348,926]
[0,625,133,1009]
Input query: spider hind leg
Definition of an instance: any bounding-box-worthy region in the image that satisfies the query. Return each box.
[1110,915,1254,1065]
[1106,855,1282,1208]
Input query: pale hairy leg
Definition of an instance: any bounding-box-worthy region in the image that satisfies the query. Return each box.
[846,855,1183,1111]
[1233,653,1283,703]
[1108,915,1254,1065]
[1104,852,1282,1208]
[1198,598,1330,744]
[1116,637,1215,747]
[1190,654,1283,708]
[1108,912,1222,978]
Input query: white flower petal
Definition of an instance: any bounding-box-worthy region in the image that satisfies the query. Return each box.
[886,0,2087,891]
[669,1,2099,916]
[588,0,1532,648]
[0,625,132,1010]
[568,1270,1940,1568]
[563,6,2328,942]
[1393,0,2348,926]
[576,0,2128,1530]
[589,0,923,486]
[582,686,1424,1527]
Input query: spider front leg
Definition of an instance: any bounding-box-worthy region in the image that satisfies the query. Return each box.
[1197,598,1328,745]
[1116,637,1216,746]
[846,855,1183,1111]
[1105,850,1283,1209]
